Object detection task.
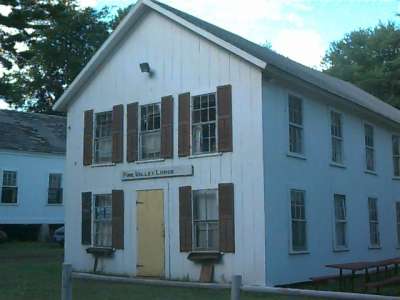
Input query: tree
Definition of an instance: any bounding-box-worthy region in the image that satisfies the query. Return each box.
[0,0,112,113]
[322,22,400,108]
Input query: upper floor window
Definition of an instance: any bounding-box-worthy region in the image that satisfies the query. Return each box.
[334,194,347,250]
[140,103,161,160]
[288,95,303,154]
[290,189,307,252]
[393,135,400,177]
[48,174,63,205]
[1,170,17,204]
[94,111,112,164]
[192,93,217,155]
[368,198,380,248]
[94,194,112,247]
[192,189,218,251]
[364,124,375,171]
[331,111,343,164]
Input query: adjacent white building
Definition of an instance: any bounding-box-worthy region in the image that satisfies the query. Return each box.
[0,110,66,235]
[54,0,400,286]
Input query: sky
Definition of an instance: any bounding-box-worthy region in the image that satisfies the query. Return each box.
[0,0,399,110]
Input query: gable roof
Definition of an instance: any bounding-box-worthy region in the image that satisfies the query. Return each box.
[53,0,400,127]
[0,110,66,155]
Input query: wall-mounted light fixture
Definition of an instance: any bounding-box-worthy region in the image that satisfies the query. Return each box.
[140,62,153,77]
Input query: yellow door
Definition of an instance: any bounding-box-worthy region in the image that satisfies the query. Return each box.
[137,190,164,277]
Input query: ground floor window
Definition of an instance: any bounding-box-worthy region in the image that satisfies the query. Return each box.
[192,189,219,251]
[334,194,348,250]
[1,170,18,204]
[290,189,307,252]
[94,194,112,247]
[368,198,380,247]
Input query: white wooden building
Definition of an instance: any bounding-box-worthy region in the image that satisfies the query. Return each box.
[54,0,400,286]
[0,110,65,237]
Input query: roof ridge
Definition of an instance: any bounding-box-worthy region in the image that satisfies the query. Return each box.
[0,109,66,120]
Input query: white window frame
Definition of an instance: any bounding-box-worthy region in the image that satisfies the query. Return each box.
[191,188,219,252]
[93,111,113,164]
[92,193,112,248]
[47,173,63,205]
[330,110,344,165]
[1,170,18,205]
[191,92,218,156]
[288,94,304,157]
[333,194,348,251]
[289,189,308,254]
[368,197,380,249]
[139,102,162,161]
[392,135,400,178]
[364,123,375,173]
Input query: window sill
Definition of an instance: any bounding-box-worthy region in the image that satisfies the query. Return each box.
[333,247,349,253]
[189,152,223,159]
[393,177,400,181]
[330,162,346,169]
[286,152,306,160]
[91,163,116,168]
[369,245,382,250]
[0,203,18,206]
[289,250,309,255]
[364,170,377,176]
[136,158,165,164]
[47,203,63,206]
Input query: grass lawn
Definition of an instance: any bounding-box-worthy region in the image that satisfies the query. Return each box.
[0,242,317,300]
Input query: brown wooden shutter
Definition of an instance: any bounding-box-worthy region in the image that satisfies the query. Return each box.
[127,102,139,162]
[82,192,92,245]
[178,93,191,157]
[179,186,192,252]
[83,110,93,166]
[112,104,124,163]
[112,190,124,249]
[217,85,233,152]
[161,96,174,159]
[219,183,235,252]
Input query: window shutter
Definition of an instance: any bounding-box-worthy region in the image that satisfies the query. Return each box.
[219,183,235,252]
[112,190,124,249]
[178,93,190,157]
[179,186,192,252]
[83,110,93,165]
[82,192,92,245]
[161,96,174,159]
[112,104,124,163]
[127,102,139,162]
[217,85,233,152]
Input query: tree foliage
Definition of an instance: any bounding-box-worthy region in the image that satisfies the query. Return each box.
[323,22,400,108]
[0,0,129,113]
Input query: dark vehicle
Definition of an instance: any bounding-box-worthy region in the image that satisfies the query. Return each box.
[53,226,64,245]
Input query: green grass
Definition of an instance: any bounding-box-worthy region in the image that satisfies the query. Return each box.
[0,242,314,300]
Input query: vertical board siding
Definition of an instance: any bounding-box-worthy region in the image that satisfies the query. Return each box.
[178,93,191,157]
[83,110,93,165]
[161,96,174,158]
[126,102,139,162]
[179,186,192,252]
[217,85,233,152]
[81,192,92,245]
[112,190,124,249]
[219,183,235,252]
[112,104,124,163]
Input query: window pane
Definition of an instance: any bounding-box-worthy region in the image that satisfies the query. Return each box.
[94,112,112,163]
[289,96,302,125]
[140,131,161,160]
[3,171,17,186]
[290,190,306,251]
[289,125,303,154]
[1,187,17,203]
[94,194,112,247]
[292,221,307,251]
[364,125,374,147]
[332,138,343,163]
[366,148,374,171]
[335,222,346,247]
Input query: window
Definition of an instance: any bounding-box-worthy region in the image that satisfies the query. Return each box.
[396,202,400,246]
[140,103,161,160]
[288,95,303,154]
[94,111,113,164]
[192,189,218,251]
[192,93,217,155]
[290,190,307,252]
[48,174,63,204]
[331,111,343,164]
[1,171,17,204]
[368,198,380,247]
[364,124,375,171]
[393,136,400,177]
[334,194,347,249]
[94,194,112,247]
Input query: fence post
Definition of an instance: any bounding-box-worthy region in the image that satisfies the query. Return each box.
[62,263,72,300]
[231,275,242,300]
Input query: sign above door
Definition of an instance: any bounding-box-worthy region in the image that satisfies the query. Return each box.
[122,165,193,181]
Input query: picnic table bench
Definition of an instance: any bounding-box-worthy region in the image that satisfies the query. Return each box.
[365,275,400,294]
